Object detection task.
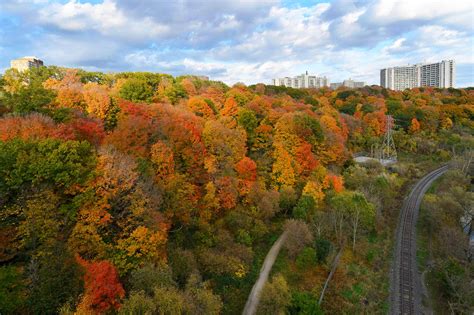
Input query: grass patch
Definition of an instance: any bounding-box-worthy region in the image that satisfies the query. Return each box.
[416,231,429,271]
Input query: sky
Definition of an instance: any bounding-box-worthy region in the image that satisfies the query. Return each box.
[1,0,473,87]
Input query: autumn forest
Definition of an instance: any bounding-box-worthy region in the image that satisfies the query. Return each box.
[0,67,472,314]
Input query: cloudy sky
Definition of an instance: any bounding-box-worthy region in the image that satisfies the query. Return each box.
[1,0,473,86]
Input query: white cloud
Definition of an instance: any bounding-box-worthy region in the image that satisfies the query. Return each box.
[210,4,331,62]
[383,38,408,54]
[34,34,121,67]
[2,0,473,86]
[365,0,474,29]
[38,0,170,41]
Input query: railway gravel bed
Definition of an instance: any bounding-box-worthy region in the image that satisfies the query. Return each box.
[390,165,449,315]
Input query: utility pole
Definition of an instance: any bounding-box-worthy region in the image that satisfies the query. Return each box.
[381,115,397,162]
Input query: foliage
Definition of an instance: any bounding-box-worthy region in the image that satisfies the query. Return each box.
[0,266,25,314]
[119,78,154,103]
[0,67,472,313]
[328,191,375,249]
[76,257,125,313]
[0,139,95,203]
[118,290,155,315]
[284,220,314,259]
[4,85,55,114]
[257,274,291,315]
[418,170,473,313]
[27,245,84,314]
[295,247,317,269]
[237,108,258,134]
[129,263,175,296]
[315,238,331,263]
[288,291,323,315]
[293,195,316,220]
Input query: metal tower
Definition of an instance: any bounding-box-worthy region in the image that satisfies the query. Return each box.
[381,115,397,162]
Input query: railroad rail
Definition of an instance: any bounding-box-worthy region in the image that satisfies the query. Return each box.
[391,165,449,315]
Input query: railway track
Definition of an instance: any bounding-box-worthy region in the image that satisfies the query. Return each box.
[391,165,449,315]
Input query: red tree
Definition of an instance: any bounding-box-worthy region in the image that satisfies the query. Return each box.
[68,118,106,146]
[76,256,125,313]
[295,142,319,176]
[235,157,257,181]
[235,156,257,195]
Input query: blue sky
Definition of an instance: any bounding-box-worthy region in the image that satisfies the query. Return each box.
[1,0,473,86]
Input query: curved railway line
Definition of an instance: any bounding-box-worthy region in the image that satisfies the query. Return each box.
[391,165,449,314]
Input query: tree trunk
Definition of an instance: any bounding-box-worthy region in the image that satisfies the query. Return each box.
[352,217,358,251]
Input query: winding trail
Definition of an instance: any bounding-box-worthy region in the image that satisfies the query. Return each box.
[242,230,288,315]
[390,165,449,315]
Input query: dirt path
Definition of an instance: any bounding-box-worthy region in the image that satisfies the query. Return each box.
[242,230,288,315]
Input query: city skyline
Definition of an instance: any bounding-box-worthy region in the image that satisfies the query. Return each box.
[272,71,329,89]
[1,0,473,87]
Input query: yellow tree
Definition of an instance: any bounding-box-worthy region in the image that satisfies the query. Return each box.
[202,120,247,174]
[301,165,329,203]
[272,144,296,188]
[151,141,175,180]
[187,96,215,119]
[43,69,84,109]
[114,226,168,274]
[83,82,111,119]
[440,117,453,129]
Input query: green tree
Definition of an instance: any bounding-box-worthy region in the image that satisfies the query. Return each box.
[169,249,198,287]
[292,195,315,221]
[153,287,188,315]
[296,247,317,269]
[119,290,156,315]
[279,186,297,214]
[0,266,25,314]
[0,139,96,204]
[329,191,375,250]
[257,274,291,315]
[129,263,176,296]
[237,108,258,134]
[119,78,154,103]
[288,291,323,315]
[3,85,55,114]
[293,113,324,146]
[315,238,331,263]
[27,244,84,314]
[348,192,375,250]
[17,190,61,256]
[184,273,223,315]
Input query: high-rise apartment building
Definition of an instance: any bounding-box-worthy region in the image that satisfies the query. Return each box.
[380,60,455,90]
[272,71,329,89]
[420,61,455,88]
[10,56,44,72]
[330,78,365,89]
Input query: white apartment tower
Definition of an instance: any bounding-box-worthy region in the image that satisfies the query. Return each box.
[380,60,455,90]
[272,71,329,89]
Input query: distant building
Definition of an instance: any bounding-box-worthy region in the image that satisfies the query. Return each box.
[330,78,365,89]
[195,75,209,81]
[380,60,455,90]
[10,56,44,72]
[272,71,329,89]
